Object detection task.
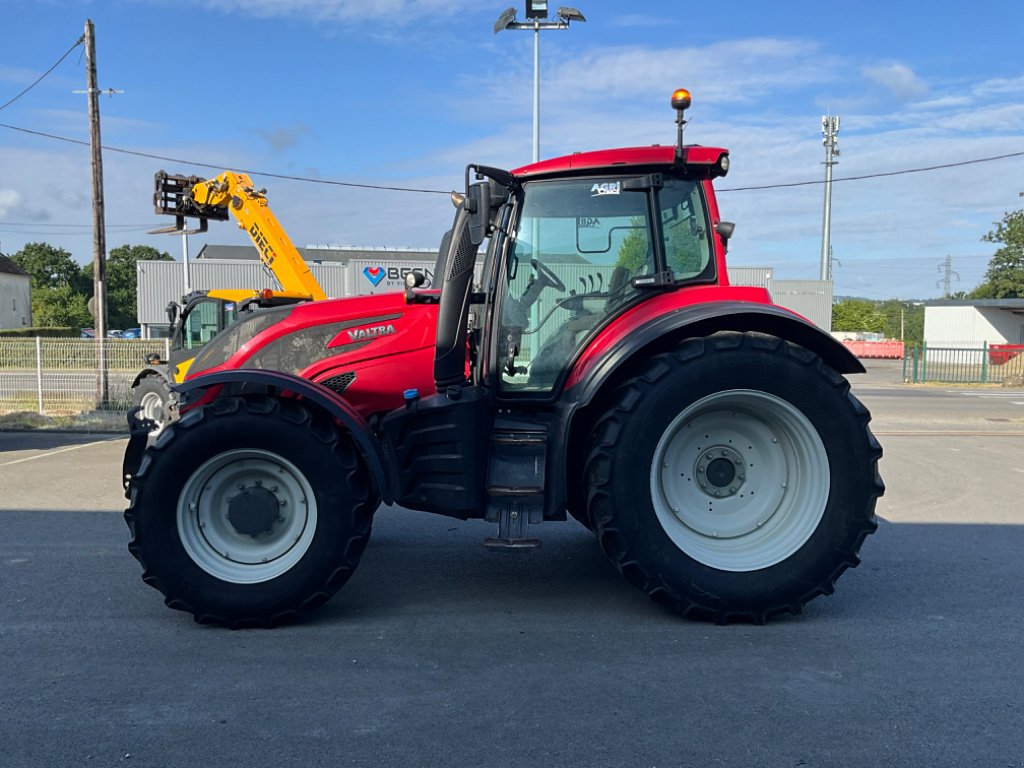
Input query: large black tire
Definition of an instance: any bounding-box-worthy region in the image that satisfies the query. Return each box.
[124,395,375,627]
[131,374,173,436]
[584,332,883,623]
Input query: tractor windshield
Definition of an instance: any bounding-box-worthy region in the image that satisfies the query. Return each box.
[498,175,714,393]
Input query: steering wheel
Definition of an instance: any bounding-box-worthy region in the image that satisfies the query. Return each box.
[531,259,566,292]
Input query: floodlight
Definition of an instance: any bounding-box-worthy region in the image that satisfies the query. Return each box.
[526,0,548,19]
[494,6,516,33]
[557,6,586,21]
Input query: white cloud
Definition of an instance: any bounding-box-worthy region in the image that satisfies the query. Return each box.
[193,0,459,23]
[862,62,928,101]
[0,189,21,218]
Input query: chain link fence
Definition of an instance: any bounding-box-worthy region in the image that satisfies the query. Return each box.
[0,338,169,415]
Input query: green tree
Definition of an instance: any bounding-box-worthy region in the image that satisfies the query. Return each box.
[879,300,924,345]
[31,284,91,328]
[11,242,87,292]
[832,298,887,334]
[977,208,1024,298]
[83,244,172,328]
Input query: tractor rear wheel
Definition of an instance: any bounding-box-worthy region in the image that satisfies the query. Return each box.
[124,395,375,627]
[584,332,883,623]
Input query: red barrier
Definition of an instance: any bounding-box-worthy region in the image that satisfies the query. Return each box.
[840,340,905,359]
[989,344,1024,366]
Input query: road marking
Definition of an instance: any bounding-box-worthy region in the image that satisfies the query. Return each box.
[0,436,124,467]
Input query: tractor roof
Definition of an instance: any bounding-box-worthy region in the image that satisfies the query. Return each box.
[512,145,729,179]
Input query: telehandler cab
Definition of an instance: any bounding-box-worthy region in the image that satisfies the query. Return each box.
[123,89,883,627]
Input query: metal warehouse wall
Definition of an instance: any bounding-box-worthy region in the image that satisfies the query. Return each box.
[727,266,773,288]
[769,280,833,331]
[136,259,351,326]
[924,305,1024,347]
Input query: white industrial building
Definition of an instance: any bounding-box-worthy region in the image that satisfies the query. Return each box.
[136,245,833,338]
[923,299,1024,348]
[0,253,31,330]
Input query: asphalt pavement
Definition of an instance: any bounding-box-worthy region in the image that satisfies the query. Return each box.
[1,361,1023,767]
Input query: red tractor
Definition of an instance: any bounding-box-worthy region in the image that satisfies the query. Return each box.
[123,90,883,627]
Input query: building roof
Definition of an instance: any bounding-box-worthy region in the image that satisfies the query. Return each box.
[196,244,437,264]
[0,253,30,277]
[925,299,1024,312]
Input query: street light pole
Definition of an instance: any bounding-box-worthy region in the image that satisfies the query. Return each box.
[532,20,540,162]
[494,4,586,163]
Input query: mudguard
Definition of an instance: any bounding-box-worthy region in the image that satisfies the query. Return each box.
[567,301,863,408]
[127,369,393,505]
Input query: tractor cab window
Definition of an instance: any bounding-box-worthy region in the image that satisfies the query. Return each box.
[498,177,656,393]
[659,177,714,281]
[497,176,715,393]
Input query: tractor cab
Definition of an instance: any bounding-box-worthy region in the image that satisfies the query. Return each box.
[387,107,737,546]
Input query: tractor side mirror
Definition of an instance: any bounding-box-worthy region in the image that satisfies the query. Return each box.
[715,221,735,252]
[166,301,180,325]
[466,182,489,246]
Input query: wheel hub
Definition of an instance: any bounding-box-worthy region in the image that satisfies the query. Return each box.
[177,450,317,584]
[695,447,744,497]
[227,486,281,536]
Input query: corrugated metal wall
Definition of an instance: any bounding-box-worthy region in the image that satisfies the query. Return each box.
[769,279,833,331]
[924,305,1024,347]
[137,259,351,326]
[727,266,772,288]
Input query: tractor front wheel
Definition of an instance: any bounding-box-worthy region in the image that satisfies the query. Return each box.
[124,395,375,627]
[585,332,883,622]
[131,375,173,436]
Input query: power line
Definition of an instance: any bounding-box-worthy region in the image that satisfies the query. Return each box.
[0,122,452,195]
[0,36,84,113]
[719,151,1024,192]
[1,118,1022,196]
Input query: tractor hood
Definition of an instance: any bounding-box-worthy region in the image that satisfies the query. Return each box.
[185,292,438,382]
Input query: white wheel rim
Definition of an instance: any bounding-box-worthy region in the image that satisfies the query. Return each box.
[177,449,317,584]
[139,391,166,433]
[650,389,829,572]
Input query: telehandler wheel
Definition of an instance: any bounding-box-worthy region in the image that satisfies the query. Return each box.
[131,375,173,436]
[124,395,374,628]
[584,332,883,623]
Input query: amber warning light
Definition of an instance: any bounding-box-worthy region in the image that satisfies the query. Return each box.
[671,88,692,111]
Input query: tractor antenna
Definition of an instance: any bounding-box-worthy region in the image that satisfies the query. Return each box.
[671,88,692,162]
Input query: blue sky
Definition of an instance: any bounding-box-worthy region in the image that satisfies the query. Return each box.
[1,0,1022,300]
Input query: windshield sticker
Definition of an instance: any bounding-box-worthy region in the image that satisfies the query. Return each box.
[591,182,621,197]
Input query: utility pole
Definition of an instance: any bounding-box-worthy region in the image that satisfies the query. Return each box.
[937,255,960,298]
[84,18,109,406]
[820,115,840,281]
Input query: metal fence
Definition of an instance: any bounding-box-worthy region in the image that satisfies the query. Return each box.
[0,338,169,415]
[902,344,1024,384]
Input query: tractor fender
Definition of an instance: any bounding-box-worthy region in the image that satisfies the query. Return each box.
[131,365,171,389]
[569,301,863,410]
[173,369,393,505]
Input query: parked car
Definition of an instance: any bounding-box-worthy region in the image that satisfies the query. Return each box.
[80,328,95,339]
[121,327,142,339]
[107,330,124,338]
